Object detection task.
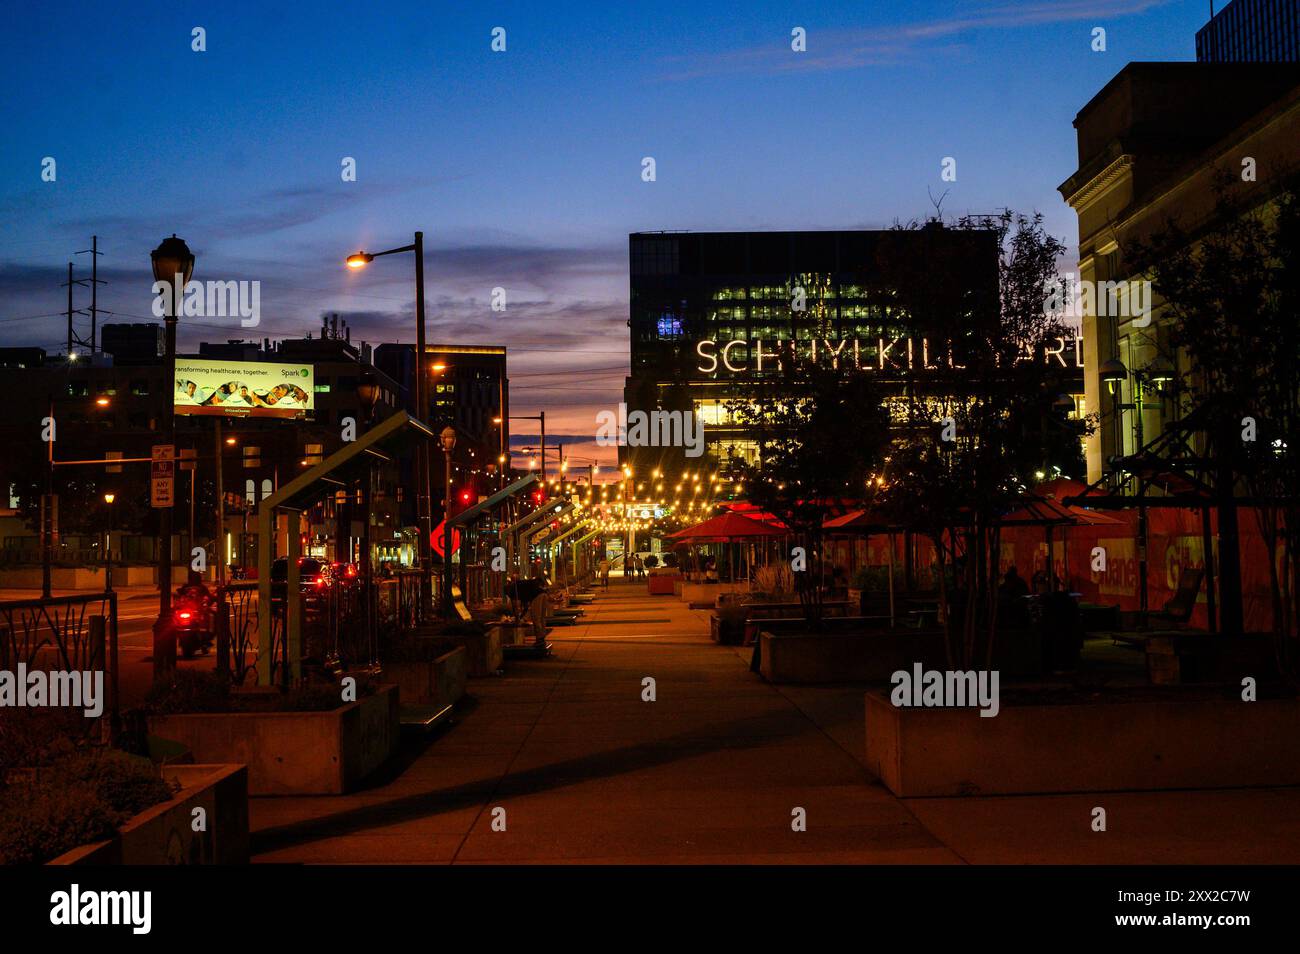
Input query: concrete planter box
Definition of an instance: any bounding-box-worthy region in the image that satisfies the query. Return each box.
[446,628,503,676]
[1146,633,1276,686]
[497,623,534,648]
[647,573,681,595]
[383,647,467,707]
[148,685,399,795]
[759,626,1044,684]
[760,628,946,684]
[680,581,744,606]
[865,691,1300,796]
[49,764,249,865]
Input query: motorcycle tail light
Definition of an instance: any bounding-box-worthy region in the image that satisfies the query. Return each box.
[177,611,192,621]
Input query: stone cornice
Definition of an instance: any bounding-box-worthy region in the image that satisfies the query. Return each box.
[1062,153,1134,212]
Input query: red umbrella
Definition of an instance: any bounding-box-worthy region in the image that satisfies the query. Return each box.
[721,502,790,529]
[670,511,786,541]
[670,511,786,589]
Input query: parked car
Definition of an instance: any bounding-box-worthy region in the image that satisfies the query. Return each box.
[270,557,334,609]
[331,561,360,587]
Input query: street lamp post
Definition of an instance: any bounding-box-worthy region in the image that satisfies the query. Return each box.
[103,492,115,592]
[509,412,546,480]
[440,426,457,616]
[150,235,194,683]
[42,395,54,598]
[346,234,433,618]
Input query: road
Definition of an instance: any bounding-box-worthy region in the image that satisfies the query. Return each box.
[0,585,259,707]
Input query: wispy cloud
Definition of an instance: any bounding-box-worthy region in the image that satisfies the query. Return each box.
[661,0,1179,79]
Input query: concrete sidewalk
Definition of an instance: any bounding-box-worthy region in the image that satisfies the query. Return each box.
[249,580,1300,864]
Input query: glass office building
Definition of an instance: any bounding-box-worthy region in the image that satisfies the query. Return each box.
[1197,0,1300,63]
[622,227,1085,480]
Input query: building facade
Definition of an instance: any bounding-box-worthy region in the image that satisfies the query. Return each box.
[374,342,510,500]
[1197,0,1300,63]
[0,322,407,572]
[1058,62,1300,483]
[621,227,1084,480]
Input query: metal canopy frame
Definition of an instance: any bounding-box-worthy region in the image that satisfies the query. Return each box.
[1059,399,1275,636]
[449,474,541,528]
[255,410,434,686]
[523,502,577,577]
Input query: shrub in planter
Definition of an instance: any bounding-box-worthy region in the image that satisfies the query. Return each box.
[851,566,891,592]
[753,564,795,596]
[0,749,175,865]
[143,669,377,715]
[143,669,233,714]
[47,749,178,818]
[0,782,119,865]
[0,707,85,779]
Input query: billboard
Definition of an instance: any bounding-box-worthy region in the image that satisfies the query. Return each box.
[174,358,314,418]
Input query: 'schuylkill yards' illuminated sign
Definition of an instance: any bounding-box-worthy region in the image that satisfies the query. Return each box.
[695,336,1085,374]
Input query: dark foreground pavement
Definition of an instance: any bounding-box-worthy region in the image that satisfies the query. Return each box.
[248,581,1300,864]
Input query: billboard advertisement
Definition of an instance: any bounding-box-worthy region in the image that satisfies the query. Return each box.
[174,358,314,418]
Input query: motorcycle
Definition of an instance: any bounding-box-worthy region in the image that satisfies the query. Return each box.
[172,590,215,659]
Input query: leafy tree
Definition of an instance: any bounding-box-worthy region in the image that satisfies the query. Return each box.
[1131,181,1299,667]
[730,332,892,630]
[878,212,1081,668]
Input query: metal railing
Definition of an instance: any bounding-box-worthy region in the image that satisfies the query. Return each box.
[215,564,490,687]
[0,591,119,736]
[214,581,259,686]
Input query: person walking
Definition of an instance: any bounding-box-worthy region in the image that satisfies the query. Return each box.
[599,558,611,589]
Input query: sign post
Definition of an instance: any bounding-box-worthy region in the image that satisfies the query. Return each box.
[151,444,175,509]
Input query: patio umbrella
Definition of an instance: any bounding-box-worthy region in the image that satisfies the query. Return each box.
[1000,484,1124,590]
[670,512,784,587]
[822,507,902,625]
[669,511,786,541]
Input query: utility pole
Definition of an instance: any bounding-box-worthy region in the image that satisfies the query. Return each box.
[61,264,88,357]
[75,236,105,353]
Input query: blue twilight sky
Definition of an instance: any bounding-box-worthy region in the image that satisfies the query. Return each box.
[1,0,1211,453]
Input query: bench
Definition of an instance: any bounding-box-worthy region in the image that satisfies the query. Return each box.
[706,600,854,645]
